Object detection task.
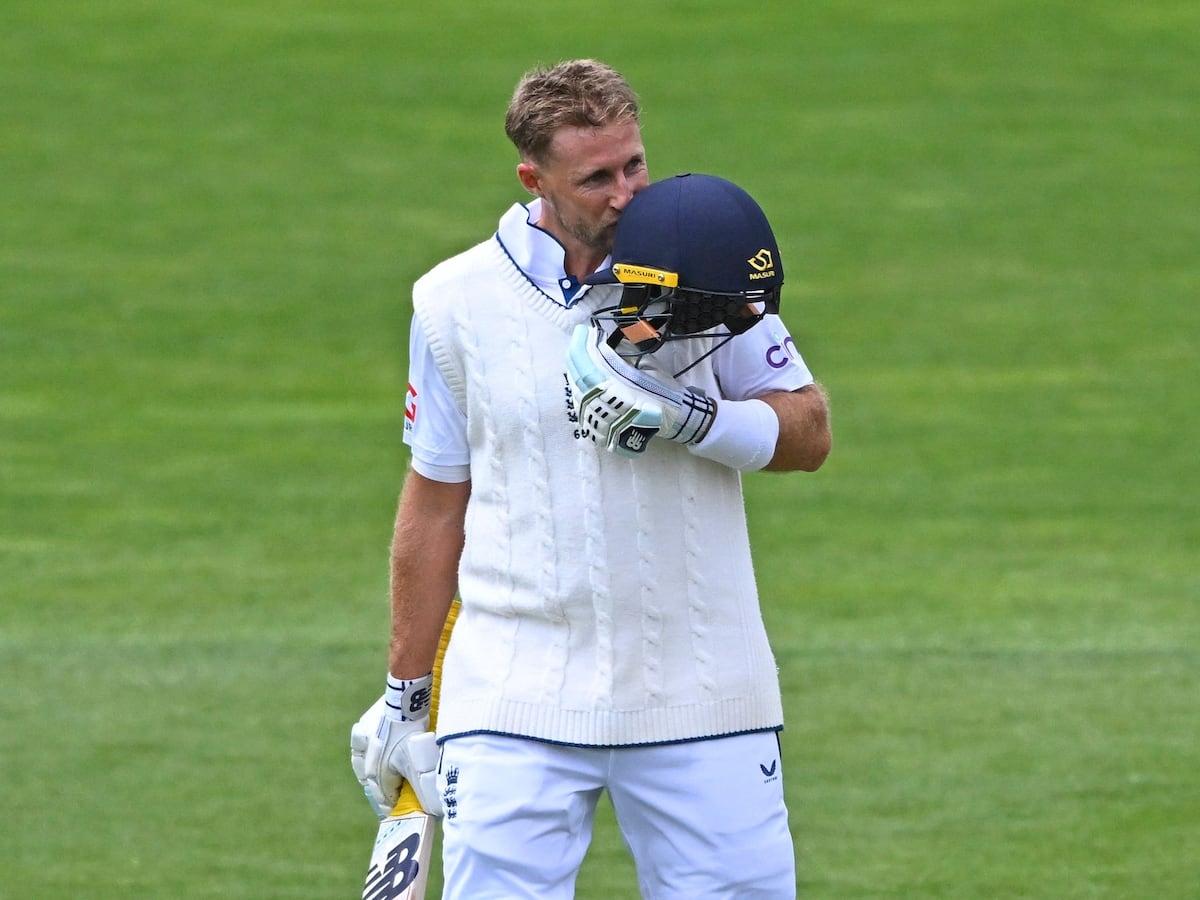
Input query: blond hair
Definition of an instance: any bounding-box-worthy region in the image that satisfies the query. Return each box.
[504,59,641,164]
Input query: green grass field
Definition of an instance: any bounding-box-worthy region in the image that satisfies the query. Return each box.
[3,1,1197,897]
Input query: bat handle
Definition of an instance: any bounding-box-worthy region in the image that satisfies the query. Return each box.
[391,779,424,817]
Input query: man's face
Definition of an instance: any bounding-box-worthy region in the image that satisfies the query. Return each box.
[520,120,649,259]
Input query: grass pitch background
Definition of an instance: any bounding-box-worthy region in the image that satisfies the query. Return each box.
[2,1,1197,897]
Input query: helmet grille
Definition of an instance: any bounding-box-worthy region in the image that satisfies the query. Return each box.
[666,286,781,336]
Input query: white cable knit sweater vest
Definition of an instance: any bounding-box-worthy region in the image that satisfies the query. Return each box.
[415,236,784,746]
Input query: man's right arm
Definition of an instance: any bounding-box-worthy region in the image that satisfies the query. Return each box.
[349,469,468,818]
[388,469,470,679]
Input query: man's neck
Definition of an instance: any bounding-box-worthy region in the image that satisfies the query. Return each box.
[562,249,605,282]
[531,206,604,280]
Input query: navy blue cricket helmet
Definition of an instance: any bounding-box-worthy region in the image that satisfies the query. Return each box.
[585,173,783,355]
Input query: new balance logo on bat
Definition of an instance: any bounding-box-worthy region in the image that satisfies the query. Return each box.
[363,832,422,900]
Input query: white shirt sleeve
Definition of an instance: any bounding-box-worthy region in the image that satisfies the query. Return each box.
[712,314,814,400]
[403,317,471,483]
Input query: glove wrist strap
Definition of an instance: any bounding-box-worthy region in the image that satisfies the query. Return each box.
[689,398,778,471]
[384,672,434,722]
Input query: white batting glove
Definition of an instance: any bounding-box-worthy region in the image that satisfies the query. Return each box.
[566,322,716,456]
[349,674,442,819]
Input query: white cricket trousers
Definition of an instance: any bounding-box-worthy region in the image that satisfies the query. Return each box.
[437,731,795,899]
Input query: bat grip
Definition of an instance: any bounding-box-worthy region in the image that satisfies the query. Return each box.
[391,780,424,817]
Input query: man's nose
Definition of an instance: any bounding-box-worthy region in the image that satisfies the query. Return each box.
[612,174,639,210]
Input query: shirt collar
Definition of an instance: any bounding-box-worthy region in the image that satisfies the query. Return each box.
[496,199,610,307]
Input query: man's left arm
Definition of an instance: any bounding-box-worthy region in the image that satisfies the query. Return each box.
[566,321,831,472]
[756,382,831,472]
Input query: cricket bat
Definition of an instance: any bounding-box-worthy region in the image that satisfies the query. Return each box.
[362,781,434,900]
[361,600,460,900]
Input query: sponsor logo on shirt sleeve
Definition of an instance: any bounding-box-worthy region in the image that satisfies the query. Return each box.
[765,330,798,369]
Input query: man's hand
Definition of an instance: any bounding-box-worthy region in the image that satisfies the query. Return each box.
[566,322,716,456]
[350,677,442,819]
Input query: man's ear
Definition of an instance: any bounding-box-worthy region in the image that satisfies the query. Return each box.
[516,162,542,197]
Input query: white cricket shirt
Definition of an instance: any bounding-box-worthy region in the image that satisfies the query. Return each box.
[403,198,814,482]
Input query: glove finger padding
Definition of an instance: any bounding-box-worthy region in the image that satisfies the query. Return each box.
[349,719,372,783]
[352,694,442,819]
[566,323,661,455]
[566,323,715,455]
[385,729,443,816]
